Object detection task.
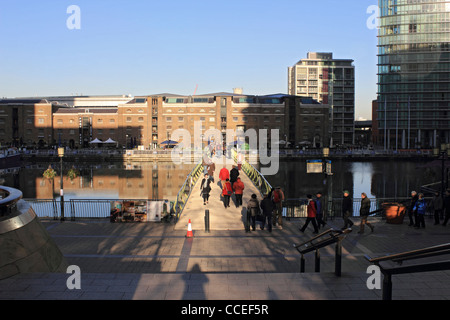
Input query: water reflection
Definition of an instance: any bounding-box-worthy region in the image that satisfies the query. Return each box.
[0,162,193,201]
[262,159,441,200]
[0,159,442,201]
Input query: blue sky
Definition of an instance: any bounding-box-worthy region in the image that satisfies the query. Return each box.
[0,0,378,119]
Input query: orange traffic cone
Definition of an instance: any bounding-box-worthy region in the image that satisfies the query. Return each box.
[186,219,194,238]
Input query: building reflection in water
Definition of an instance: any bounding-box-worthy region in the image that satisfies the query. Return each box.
[0,160,442,202]
[3,162,193,201]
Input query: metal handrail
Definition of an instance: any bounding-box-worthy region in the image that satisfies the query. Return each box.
[365,243,450,300]
[231,149,273,196]
[292,228,352,276]
[173,160,204,221]
[293,228,351,252]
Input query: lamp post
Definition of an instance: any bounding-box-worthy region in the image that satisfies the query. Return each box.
[58,147,65,222]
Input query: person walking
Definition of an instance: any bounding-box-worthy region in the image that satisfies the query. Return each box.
[431,191,443,225]
[260,193,275,232]
[246,194,260,232]
[219,166,229,186]
[413,193,427,229]
[207,161,215,183]
[408,191,419,226]
[272,187,285,229]
[233,177,245,207]
[200,174,212,205]
[315,192,326,229]
[443,189,450,226]
[342,190,354,229]
[358,192,374,234]
[230,165,239,189]
[299,194,319,234]
[222,178,232,208]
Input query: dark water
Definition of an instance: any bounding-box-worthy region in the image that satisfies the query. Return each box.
[0,158,442,201]
[260,158,441,200]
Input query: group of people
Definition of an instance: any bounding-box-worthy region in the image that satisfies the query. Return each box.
[299,190,374,235]
[245,187,285,232]
[407,189,450,228]
[339,191,375,234]
[298,193,326,234]
[199,164,246,208]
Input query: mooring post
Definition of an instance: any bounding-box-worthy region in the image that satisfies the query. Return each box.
[204,209,210,233]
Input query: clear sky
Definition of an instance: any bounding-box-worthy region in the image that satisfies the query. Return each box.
[0,0,378,119]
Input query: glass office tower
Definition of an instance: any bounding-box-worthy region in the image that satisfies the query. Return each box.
[377,0,450,149]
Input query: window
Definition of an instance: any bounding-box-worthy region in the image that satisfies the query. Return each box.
[97,119,103,123]
[138,117,144,122]
[166,117,172,122]
[110,119,115,123]
[126,117,132,122]
[38,118,44,124]
[178,117,184,122]
[69,129,75,135]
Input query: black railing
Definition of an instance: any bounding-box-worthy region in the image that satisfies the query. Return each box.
[365,243,450,300]
[24,198,170,221]
[283,197,436,220]
[293,228,352,277]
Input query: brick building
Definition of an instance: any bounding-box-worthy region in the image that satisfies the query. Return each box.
[0,92,330,149]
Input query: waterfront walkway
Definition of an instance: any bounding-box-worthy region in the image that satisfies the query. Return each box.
[175,155,262,232]
[1,217,449,300]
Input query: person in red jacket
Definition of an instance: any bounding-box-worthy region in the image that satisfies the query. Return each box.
[299,194,319,234]
[233,177,245,207]
[219,166,229,186]
[222,178,233,208]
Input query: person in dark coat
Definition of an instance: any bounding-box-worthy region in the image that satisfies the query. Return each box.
[200,174,212,205]
[408,191,419,226]
[315,192,326,229]
[246,194,260,232]
[260,193,275,232]
[431,191,443,225]
[230,165,240,189]
[358,192,374,233]
[443,189,450,226]
[342,190,354,229]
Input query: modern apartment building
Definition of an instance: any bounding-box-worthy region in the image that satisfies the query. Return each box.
[288,52,355,146]
[0,92,330,149]
[377,0,450,149]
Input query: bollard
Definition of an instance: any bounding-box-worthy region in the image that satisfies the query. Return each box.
[205,209,210,233]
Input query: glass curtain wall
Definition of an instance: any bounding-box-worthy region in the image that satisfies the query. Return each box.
[377,0,450,149]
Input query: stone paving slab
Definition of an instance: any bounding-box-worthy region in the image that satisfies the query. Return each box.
[2,271,450,300]
[1,216,449,301]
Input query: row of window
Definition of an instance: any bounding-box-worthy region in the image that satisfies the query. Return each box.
[165,116,284,123]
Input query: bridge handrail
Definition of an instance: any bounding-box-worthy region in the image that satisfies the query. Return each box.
[173,160,204,221]
[231,149,273,196]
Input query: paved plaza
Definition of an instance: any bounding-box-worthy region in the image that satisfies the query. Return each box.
[1,214,449,300]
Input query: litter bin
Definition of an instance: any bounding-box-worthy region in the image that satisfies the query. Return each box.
[382,203,406,224]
